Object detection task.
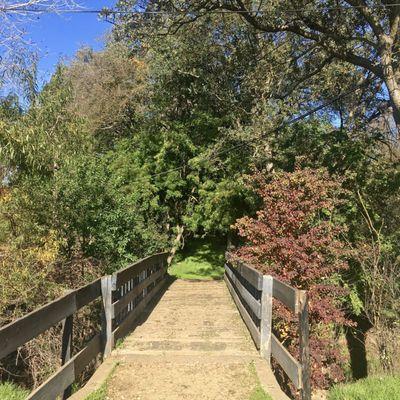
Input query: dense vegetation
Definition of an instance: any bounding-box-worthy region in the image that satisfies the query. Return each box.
[0,0,399,397]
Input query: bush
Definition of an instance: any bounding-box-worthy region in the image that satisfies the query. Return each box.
[234,168,351,389]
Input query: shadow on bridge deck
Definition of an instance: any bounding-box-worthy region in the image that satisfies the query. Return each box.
[72,278,289,400]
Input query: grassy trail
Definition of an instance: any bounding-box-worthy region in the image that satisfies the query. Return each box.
[168,238,226,280]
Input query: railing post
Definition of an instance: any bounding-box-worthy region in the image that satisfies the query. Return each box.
[260,275,273,362]
[299,290,311,400]
[101,275,114,358]
[61,314,73,399]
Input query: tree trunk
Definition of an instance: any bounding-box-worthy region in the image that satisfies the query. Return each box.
[167,225,184,266]
[383,72,400,135]
[380,36,400,136]
[345,313,372,380]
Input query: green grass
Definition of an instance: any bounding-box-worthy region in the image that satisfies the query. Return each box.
[84,382,108,400]
[169,238,226,280]
[248,363,273,400]
[84,363,118,400]
[0,382,29,400]
[328,376,400,400]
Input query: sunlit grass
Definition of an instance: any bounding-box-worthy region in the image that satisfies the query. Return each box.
[328,375,400,400]
[0,382,29,400]
[248,363,273,400]
[168,238,226,280]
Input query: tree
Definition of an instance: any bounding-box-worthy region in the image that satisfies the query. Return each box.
[0,1,79,87]
[116,0,400,138]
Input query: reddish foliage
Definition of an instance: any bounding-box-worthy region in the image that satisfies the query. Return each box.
[234,168,351,389]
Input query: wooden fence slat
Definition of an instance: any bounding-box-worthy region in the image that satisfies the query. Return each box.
[224,264,261,318]
[61,315,73,399]
[0,279,101,360]
[224,272,261,348]
[272,278,299,313]
[225,253,263,290]
[101,276,113,358]
[299,290,311,400]
[271,334,302,389]
[27,334,101,400]
[112,267,166,318]
[75,279,102,309]
[115,252,168,287]
[260,275,273,361]
[113,274,166,341]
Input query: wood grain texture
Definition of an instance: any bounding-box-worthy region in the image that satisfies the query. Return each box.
[61,315,73,399]
[272,278,299,313]
[260,275,273,361]
[112,267,166,318]
[299,290,311,400]
[101,276,114,358]
[224,273,261,348]
[225,252,263,290]
[0,279,101,360]
[115,252,168,288]
[271,334,301,389]
[27,334,101,400]
[224,264,261,318]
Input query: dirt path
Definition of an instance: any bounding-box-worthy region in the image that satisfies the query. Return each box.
[101,280,288,400]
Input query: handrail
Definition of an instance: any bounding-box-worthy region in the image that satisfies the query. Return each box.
[0,252,169,400]
[225,252,311,400]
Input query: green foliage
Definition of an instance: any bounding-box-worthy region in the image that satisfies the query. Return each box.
[0,67,91,178]
[53,148,168,268]
[0,382,29,400]
[83,363,118,400]
[169,238,225,280]
[1,1,400,392]
[328,376,400,400]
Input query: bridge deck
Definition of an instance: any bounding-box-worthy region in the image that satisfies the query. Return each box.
[82,279,288,400]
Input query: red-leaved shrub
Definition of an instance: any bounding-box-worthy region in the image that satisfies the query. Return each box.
[234,168,351,390]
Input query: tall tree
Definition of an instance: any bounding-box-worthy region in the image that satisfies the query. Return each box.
[115,0,400,138]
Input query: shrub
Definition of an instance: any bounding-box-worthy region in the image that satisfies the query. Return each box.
[234,168,351,389]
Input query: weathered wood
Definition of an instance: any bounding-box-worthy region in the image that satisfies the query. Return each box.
[112,267,166,318]
[61,315,73,399]
[0,279,101,360]
[75,279,102,309]
[299,290,311,400]
[113,275,166,341]
[271,334,302,389]
[225,252,263,290]
[272,278,299,313]
[115,252,168,288]
[101,275,113,358]
[224,273,261,348]
[260,275,273,361]
[224,264,261,318]
[27,334,101,400]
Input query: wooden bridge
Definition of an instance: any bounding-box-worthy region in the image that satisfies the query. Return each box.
[0,252,310,400]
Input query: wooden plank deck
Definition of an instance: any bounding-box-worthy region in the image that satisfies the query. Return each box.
[76,279,289,400]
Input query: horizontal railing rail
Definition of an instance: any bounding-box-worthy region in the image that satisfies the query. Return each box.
[0,252,169,400]
[225,252,311,400]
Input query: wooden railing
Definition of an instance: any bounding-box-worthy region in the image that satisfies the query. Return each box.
[225,252,311,400]
[0,252,168,400]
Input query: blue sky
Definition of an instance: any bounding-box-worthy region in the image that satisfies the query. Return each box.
[28,0,116,83]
